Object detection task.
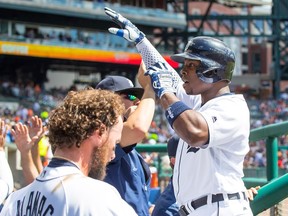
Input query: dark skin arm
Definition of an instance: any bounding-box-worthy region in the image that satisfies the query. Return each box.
[160,93,209,147]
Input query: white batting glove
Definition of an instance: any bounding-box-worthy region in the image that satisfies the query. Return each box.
[145,62,176,98]
[104,7,145,44]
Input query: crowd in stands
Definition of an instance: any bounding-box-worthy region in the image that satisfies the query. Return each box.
[1,79,288,179]
[242,92,288,170]
[4,6,178,54]
[10,27,138,52]
[25,0,185,20]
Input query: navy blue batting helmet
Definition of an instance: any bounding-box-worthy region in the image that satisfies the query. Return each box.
[171,36,235,83]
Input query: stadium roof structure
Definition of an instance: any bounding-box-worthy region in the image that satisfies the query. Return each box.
[0,0,186,30]
[219,0,271,6]
[198,0,272,7]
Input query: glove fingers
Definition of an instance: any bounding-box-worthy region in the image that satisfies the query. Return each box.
[161,62,169,70]
[108,27,124,36]
[108,28,134,42]
[145,69,154,76]
[157,62,168,70]
[104,7,115,14]
[104,7,126,28]
[104,7,117,19]
[147,64,160,72]
[148,61,169,71]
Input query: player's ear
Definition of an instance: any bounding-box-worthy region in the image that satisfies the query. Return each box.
[90,124,108,147]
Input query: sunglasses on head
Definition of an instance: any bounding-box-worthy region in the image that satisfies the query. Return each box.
[123,94,138,101]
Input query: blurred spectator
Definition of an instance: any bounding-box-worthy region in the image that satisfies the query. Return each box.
[32,102,41,116]
[253,149,266,167]
[278,150,284,169]
[38,131,52,167]
[40,110,49,121]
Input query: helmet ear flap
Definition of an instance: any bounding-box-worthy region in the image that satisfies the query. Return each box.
[203,69,218,78]
[196,66,223,84]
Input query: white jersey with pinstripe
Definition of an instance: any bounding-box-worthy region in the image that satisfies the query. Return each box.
[135,37,252,215]
[173,86,251,206]
[0,165,137,216]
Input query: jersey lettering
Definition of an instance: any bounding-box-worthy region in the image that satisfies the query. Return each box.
[16,191,54,216]
[187,146,200,153]
[16,196,25,216]
[32,191,41,214]
[212,116,217,123]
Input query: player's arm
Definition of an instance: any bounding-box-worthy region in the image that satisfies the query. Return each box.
[30,136,43,173]
[161,93,208,147]
[104,7,181,89]
[104,8,208,147]
[0,119,14,203]
[11,123,40,185]
[142,62,208,147]
[120,62,156,147]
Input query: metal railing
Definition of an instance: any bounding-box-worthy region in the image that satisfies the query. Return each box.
[248,121,288,215]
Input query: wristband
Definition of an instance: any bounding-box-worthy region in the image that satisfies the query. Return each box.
[135,32,145,44]
[165,101,191,128]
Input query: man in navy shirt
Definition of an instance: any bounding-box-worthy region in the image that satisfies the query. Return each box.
[95,67,156,216]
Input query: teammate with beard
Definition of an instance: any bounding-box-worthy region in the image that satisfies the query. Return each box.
[0,87,137,216]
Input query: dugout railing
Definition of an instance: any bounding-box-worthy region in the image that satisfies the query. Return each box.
[136,120,288,215]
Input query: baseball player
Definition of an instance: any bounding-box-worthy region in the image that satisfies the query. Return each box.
[105,8,253,216]
[0,88,137,216]
[0,119,14,209]
[95,74,156,216]
[152,134,260,216]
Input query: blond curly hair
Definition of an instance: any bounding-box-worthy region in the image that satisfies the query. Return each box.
[47,87,125,149]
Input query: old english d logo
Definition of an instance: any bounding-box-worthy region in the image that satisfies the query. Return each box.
[187,146,200,153]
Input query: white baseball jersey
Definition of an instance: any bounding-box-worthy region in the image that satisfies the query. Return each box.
[136,37,252,214]
[174,86,250,205]
[0,151,14,204]
[0,163,137,216]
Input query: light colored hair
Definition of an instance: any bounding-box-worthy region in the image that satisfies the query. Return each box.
[47,87,125,149]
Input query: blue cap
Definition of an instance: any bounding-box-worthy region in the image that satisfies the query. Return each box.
[167,134,180,157]
[96,75,144,99]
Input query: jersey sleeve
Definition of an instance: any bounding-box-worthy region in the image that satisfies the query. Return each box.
[200,96,250,151]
